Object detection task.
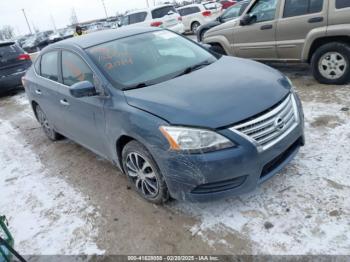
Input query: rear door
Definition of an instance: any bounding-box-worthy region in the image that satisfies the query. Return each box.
[276,0,327,60]
[59,50,107,155]
[232,0,279,59]
[33,51,66,132]
[0,42,31,79]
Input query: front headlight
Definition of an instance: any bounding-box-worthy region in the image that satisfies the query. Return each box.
[160,126,234,153]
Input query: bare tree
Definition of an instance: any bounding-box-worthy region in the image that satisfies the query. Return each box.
[0,25,15,40]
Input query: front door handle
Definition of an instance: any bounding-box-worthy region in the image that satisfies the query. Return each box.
[308,17,324,23]
[261,24,273,30]
[60,99,70,106]
[35,89,42,95]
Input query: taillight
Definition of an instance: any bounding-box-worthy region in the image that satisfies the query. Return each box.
[178,16,182,21]
[17,54,31,61]
[151,21,163,27]
[202,10,212,17]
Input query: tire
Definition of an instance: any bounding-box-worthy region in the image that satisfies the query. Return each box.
[210,44,227,55]
[35,105,61,141]
[191,21,200,34]
[122,140,170,204]
[311,42,350,85]
[199,29,208,42]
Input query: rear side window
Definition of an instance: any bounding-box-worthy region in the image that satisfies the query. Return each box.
[62,51,93,86]
[152,6,177,19]
[283,0,323,18]
[129,12,147,24]
[336,0,350,9]
[41,51,58,82]
[178,7,200,16]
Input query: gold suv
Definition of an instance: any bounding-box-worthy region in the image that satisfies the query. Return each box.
[203,0,350,85]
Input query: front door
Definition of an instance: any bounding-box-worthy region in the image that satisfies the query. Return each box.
[232,0,280,60]
[276,0,327,60]
[59,50,108,156]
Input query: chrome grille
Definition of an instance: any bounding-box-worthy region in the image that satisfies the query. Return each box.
[230,94,299,151]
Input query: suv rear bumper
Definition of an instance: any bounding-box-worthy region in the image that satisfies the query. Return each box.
[0,70,26,94]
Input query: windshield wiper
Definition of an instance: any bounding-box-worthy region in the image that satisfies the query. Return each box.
[174,60,213,79]
[124,82,149,90]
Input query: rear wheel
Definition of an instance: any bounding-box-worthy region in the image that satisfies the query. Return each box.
[122,141,169,204]
[35,105,61,141]
[311,42,350,85]
[191,22,201,34]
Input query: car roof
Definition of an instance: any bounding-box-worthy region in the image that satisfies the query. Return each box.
[127,4,174,15]
[47,27,160,50]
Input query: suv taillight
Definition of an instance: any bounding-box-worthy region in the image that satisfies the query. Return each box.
[202,10,212,17]
[17,54,31,61]
[151,21,163,27]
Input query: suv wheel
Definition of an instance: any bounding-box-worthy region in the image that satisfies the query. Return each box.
[122,141,169,204]
[311,42,350,85]
[35,105,61,141]
[210,44,226,55]
[191,22,200,34]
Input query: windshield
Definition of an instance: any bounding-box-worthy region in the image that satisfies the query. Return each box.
[87,30,217,89]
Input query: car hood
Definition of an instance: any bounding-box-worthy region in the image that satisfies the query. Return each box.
[124,56,291,129]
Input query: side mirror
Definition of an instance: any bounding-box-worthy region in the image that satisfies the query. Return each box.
[240,14,256,26]
[216,16,222,23]
[69,81,97,98]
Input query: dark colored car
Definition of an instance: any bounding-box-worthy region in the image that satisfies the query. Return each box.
[23,28,305,203]
[197,0,250,42]
[0,42,32,95]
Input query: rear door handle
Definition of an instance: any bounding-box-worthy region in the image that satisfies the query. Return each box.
[308,17,324,23]
[60,99,70,106]
[35,89,42,95]
[261,24,273,30]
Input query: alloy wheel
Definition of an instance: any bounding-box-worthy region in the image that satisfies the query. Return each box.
[125,152,159,198]
[318,52,347,80]
[36,107,53,138]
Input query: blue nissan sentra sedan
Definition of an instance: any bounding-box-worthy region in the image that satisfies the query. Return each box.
[23,27,305,203]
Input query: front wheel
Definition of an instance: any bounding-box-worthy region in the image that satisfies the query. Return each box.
[311,42,350,85]
[122,141,169,204]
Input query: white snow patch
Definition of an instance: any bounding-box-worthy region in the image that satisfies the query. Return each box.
[0,120,104,255]
[174,99,350,255]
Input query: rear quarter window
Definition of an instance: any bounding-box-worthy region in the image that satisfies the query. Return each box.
[40,51,59,82]
[336,0,350,9]
[129,12,148,24]
[152,6,177,19]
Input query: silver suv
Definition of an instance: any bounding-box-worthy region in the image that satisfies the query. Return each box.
[203,0,350,85]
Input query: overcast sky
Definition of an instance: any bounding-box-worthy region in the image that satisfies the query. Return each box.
[0,0,161,36]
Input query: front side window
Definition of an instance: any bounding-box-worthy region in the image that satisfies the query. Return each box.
[283,0,323,18]
[87,30,217,89]
[129,12,147,24]
[41,51,58,82]
[248,0,278,23]
[222,3,243,20]
[62,51,93,86]
[152,6,177,19]
[336,0,350,9]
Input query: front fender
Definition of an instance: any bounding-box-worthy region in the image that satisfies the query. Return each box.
[203,34,234,56]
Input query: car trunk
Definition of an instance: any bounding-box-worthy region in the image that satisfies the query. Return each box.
[0,42,30,77]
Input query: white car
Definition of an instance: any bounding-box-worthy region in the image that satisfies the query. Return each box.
[177,2,222,33]
[120,5,184,34]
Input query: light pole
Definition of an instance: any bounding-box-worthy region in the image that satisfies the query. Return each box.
[21,8,32,35]
[101,0,108,18]
[146,0,149,7]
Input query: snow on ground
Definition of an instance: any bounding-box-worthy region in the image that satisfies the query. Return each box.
[0,119,104,255]
[174,98,350,255]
